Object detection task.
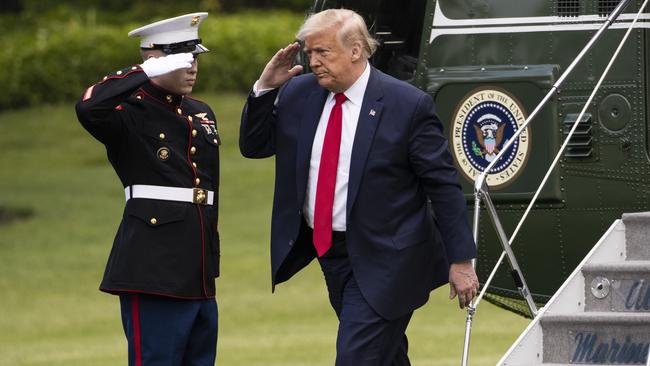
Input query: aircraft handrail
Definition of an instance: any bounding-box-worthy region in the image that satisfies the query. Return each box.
[470,0,634,314]
[462,0,640,365]
[472,0,632,194]
[473,0,645,321]
[498,0,647,280]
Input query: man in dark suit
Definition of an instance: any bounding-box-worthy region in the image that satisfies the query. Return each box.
[76,13,220,366]
[240,8,479,365]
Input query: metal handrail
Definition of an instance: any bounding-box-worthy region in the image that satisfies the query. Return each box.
[483,0,649,308]
[460,1,637,365]
[473,0,633,194]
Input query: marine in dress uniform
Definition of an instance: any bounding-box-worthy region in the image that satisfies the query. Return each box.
[75,13,220,366]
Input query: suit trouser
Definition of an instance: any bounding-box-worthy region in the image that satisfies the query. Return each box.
[119,293,218,366]
[317,234,412,366]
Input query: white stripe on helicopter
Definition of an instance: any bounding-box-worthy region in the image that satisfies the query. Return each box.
[430,1,650,43]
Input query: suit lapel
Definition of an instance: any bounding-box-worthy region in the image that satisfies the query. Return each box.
[296,88,329,210]
[347,67,384,218]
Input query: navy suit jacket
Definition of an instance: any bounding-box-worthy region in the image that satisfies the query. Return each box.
[240,67,476,319]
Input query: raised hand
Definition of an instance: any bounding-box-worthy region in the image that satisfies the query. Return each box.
[140,53,194,78]
[258,42,304,90]
[449,260,479,309]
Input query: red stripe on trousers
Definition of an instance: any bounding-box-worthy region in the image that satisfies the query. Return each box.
[132,294,143,366]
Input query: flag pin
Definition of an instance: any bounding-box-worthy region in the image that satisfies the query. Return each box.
[369,109,376,116]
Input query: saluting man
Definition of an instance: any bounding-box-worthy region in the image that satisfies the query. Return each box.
[240,9,479,365]
[75,13,221,366]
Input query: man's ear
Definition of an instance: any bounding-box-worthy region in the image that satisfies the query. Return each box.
[350,42,362,62]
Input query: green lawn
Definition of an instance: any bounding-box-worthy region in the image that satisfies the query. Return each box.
[0,93,528,365]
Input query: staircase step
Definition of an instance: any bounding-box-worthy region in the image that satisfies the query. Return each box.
[541,313,650,364]
[582,261,650,312]
[622,212,650,260]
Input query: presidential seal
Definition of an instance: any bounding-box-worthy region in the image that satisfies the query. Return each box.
[450,88,530,189]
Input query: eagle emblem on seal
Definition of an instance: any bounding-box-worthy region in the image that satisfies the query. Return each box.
[473,114,506,162]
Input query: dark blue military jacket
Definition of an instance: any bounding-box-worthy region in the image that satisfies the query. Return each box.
[76,65,220,299]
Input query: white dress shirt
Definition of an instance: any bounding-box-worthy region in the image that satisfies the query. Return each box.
[304,62,370,231]
[252,62,371,231]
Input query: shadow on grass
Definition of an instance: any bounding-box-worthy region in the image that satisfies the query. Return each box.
[0,206,34,226]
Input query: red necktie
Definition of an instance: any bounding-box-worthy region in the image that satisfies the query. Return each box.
[313,93,347,257]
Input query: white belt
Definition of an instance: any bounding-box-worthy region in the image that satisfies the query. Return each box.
[125,185,214,205]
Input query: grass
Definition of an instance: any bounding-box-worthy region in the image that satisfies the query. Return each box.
[0,92,528,365]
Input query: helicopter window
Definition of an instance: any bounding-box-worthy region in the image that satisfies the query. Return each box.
[598,0,618,16]
[557,0,580,17]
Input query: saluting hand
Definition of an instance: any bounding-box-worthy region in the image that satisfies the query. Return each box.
[258,42,304,90]
[449,261,479,309]
[140,53,194,78]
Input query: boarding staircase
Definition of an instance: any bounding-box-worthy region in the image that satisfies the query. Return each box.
[497,212,650,365]
[456,2,650,365]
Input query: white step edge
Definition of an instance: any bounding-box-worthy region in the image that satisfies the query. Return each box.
[582,261,650,272]
[540,311,650,324]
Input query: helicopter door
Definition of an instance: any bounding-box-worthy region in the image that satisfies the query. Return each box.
[311,0,427,81]
[429,65,564,204]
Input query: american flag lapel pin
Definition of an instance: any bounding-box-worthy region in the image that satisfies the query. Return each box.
[369,109,376,116]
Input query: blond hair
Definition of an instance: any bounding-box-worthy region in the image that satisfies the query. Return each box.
[296,9,378,59]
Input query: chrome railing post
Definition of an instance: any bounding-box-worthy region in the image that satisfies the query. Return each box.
[481,189,538,315]
[460,187,483,366]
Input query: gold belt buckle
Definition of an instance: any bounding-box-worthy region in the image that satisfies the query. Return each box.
[193,188,208,205]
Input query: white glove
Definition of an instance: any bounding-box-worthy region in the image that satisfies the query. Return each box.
[140,53,194,78]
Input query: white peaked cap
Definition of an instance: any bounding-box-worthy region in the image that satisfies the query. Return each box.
[128,12,209,54]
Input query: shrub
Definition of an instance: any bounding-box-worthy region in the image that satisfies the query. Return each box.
[197,11,304,93]
[0,11,303,110]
